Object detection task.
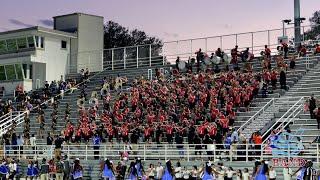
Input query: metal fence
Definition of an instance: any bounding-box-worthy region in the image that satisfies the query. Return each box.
[0,111,26,136]
[3,143,319,164]
[68,25,319,73]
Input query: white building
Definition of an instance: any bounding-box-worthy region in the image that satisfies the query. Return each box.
[0,13,104,94]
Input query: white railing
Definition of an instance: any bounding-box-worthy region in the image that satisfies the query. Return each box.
[237,98,275,132]
[0,111,27,136]
[67,25,319,73]
[261,97,305,145]
[3,143,319,164]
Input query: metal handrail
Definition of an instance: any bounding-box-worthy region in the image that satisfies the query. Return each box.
[237,98,275,132]
[3,143,320,164]
[261,97,305,144]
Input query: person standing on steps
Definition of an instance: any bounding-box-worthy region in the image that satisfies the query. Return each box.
[309,94,317,119]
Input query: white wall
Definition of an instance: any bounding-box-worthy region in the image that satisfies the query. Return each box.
[0,55,31,64]
[0,80,32,95]
[31,33,70,83]
[77,14,104,72]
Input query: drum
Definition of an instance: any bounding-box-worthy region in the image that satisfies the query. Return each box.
[204,57,211,65]
[178,61,186,70]
[211,55,221,65]
[224,54,231,64]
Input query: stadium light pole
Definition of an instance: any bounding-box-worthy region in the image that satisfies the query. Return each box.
[282,19,292,36]
[294,0,301,46]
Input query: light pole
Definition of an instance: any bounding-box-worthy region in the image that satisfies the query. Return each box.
[282,19,292,36]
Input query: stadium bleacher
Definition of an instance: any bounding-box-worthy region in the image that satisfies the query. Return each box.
[0,41,320,179]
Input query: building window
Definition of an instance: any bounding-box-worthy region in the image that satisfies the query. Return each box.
[17,38,27,49]
[0,66,6,80]
[27,36,35,48]
[6,39,17,52]
[35,36,45,49]
[5,65,16,80]
[61,40,67,49]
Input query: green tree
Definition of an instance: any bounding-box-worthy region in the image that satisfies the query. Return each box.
[103,21,162,49]
[304,10,320,40]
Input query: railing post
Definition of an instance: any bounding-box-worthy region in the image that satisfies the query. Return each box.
[124,48,126,69]
[251,32,254,54]
[149,44,152,67]
[3,144,6,158]
[246,144,248,162]
[213,146,215,162]
[104,145,107,158]
[267,30,270,47]
[85,145,88,161]
[186,144,189,162]
[190,40,193,57]
[143,145,146,161]
[205,38,208,53]
[165,144,167,162]
[136,46,139,68]
[67,145,70,160]
[235,34,238,45]
[317,144,319,164]
[229,146,232,162]
[111,49,114,70]
[260,145,263,161]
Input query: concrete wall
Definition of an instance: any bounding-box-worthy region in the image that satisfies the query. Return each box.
[77,14,104,72]
[0,80,32,95]
[54,13,104,73]
[31,32,70,84]
[0,55,31,64]
[54,14,79,73]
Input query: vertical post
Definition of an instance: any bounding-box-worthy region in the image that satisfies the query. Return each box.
[190,40,193,57]
[111,49,114,70]
[282,21,285,37]
[143,145,146,161]
[88,53,91,70]
[267,30,270,47]
[136,46,139,68]
[68,145,70,160]
[162,43,165,66]
[302,26,305,42]
[104,145,107,157]
[187,145,190,162]
[85,145,88,160]
[165,144,167,162]
[3,144,6,158]
[317,144,319,164]
[18,146,21,159]
[220,36,223,49]
[251,32,254,54]
[124,48,126,69]
[235,34,238,45]
[149,44,152,67]
[294,0,301,48]
[213,146,216,162]
[246,144,248,162]
[205,38,208,54]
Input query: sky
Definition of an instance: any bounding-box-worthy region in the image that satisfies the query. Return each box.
[0,0,319,42]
